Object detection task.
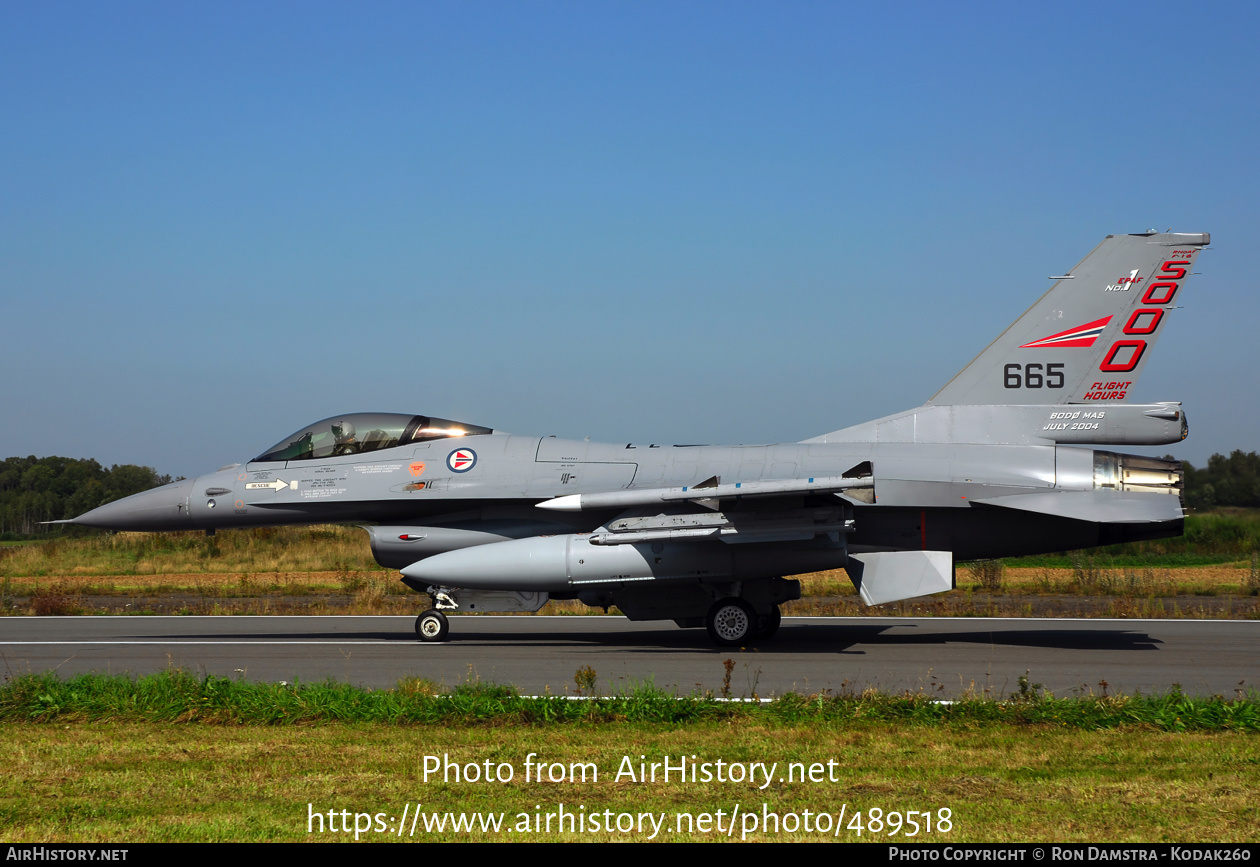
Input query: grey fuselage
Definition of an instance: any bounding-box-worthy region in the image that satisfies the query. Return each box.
[84,423,1179,563]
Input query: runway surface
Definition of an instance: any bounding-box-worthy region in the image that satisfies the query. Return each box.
[1,615,1255,697]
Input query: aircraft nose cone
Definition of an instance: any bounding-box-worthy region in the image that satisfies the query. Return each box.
[71,477,197,531]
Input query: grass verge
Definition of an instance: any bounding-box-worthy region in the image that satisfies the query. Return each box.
[1,673,1258,842]
[3,670,1259,730]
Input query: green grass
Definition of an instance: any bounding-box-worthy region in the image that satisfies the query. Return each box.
[1,674,1258,842]
[1008,509,1260,567]
[3,671,1259,731]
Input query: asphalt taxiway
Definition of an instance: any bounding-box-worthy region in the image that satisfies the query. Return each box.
[1,615,1255,697]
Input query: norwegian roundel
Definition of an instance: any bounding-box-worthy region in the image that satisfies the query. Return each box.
[446,448,478,473]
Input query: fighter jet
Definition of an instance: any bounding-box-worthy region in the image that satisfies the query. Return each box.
[67,231,1207,645]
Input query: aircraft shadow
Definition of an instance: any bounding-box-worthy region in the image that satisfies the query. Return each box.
[773,622,1164,653]
[434,622,1166,654]
[124,622,1164,654]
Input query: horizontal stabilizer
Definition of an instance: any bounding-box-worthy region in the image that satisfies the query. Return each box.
[847,550,954,606]
[969,490,1183,523]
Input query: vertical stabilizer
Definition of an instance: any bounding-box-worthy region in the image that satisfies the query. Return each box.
[929,232,1209,406]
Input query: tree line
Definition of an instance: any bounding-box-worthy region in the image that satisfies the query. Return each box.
[0,456,174,538]
[1183,450,1260,511]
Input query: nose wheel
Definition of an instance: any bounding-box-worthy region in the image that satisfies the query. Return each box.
[415,609,449,642]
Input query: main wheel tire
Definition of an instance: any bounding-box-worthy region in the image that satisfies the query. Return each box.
[706,597,757,647]
[415,609,449,642]
[755,605,782,640]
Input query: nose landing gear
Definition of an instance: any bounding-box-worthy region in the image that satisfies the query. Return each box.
[415,609,449,642]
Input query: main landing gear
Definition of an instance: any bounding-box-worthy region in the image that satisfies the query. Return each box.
[757,604,782,640]
[705,598,782,646]
[415,609,449,642]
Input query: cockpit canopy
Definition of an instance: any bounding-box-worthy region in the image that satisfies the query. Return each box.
[254,413,493,463]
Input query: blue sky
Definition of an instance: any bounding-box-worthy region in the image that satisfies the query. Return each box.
[2,2,1257,476]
